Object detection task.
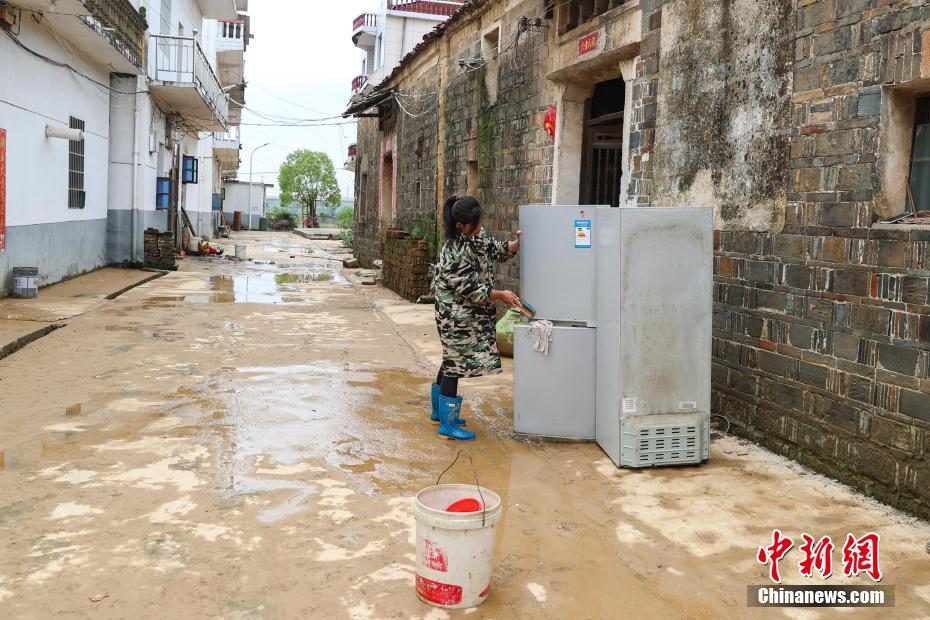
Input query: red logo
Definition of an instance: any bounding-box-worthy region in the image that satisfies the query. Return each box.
[798,534,834,578]
[757,531,883,583]
[842,532,882,582]
[578,31,599,57]
[756,529,794,584]
[422,539,448,573]
[416,575,462,606]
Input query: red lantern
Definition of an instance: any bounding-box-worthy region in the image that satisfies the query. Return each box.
[543,105,556,140]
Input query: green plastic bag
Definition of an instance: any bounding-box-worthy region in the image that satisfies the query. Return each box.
[495,308,523,358]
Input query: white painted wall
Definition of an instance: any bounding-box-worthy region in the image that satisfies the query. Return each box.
[224,181,267,223]
[0,17,112,227]
[382,14,439,70]
[365,2,457,85]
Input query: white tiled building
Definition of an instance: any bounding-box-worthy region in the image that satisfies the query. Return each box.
[350,0,464,95]
[0,0,251,294]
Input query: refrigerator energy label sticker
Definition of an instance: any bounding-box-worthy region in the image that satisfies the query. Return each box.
[575,219,592,248]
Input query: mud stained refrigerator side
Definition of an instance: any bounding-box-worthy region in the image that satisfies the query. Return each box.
[595,208,622,465]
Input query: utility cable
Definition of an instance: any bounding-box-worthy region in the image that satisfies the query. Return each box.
[1,26,147,95]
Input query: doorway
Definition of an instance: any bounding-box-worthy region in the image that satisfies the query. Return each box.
[380,153,394,229]
[580,77,625,207]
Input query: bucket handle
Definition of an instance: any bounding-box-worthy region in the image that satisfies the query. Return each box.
[436,449,487,527]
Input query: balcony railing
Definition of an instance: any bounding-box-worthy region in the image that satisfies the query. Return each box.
[352,12,377,47]
[217,19,246,52]
[387,1,463,17]
[352,75,368,93]
[213,130,241,165]
[353,13,377,31]
[150,34,229,127]
[80,0,147,69]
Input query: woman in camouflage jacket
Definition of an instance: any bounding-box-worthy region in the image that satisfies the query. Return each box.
[431,195,521,440]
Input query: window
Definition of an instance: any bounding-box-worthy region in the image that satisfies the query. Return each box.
[68,116,85,209]
[557,0,626,35]
[482,26,500,105]
[182,155,198,184]
[159,0,170,34]
[156,177,171,210]
[908,98,930,213]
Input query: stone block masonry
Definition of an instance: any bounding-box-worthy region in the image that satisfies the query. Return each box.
[713,223,930,517]
[349,0,930,517]
[382,229,432,302]
[706,0,930,518]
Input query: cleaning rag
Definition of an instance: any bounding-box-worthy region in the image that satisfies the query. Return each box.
[526,319,553,356]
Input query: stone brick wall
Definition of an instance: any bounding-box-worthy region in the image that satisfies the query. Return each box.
[354,116,383,267]
[394,64,442,239]
[382,229,432,302]
[441,3,554,294]
[712,0,930,517]
[653,0,794,230]
[627,0,662,206]
[350,0,930,517]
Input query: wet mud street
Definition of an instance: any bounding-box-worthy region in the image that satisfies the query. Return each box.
[1,231,929,619]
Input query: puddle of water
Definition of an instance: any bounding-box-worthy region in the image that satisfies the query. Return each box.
[262,246,315,255]
[142,270,345,307]
[225,475,320,523]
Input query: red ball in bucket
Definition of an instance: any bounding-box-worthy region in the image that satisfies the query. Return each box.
[445,498,482,513]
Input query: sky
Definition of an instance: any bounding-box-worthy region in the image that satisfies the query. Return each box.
[237,1,375,200]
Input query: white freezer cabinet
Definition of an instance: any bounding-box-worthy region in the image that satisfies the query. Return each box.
[513,323,596,441]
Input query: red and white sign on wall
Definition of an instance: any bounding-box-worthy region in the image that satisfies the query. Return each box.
[0,128,6,251]
[578,28,605,60]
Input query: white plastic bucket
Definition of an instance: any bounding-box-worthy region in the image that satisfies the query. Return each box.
[234,244,246,259]
[414,484,503,609]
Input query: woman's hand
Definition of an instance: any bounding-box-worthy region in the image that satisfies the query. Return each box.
[508,230,522,254]
[492,289,521,307]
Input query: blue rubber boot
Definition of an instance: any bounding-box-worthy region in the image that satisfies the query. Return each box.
[431,384,465,425]
[438,395,475,440]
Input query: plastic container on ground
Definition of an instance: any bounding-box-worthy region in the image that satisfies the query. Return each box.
[235,245,247,259]
[11,267,39,298]
[414,484,503,609]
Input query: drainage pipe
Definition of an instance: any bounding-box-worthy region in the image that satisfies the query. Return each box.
[131,76,142,264]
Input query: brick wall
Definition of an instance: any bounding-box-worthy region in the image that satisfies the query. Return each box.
[395,65,442,237]
[354,117,382,267]
[712,0,930,517]
[350,0,930,516]
[382,229,432,301]
[441,4,553,294]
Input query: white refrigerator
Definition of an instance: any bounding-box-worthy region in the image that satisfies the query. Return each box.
[513,205,714,467]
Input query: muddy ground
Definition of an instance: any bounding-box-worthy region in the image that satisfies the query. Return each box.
[0,231,927,619]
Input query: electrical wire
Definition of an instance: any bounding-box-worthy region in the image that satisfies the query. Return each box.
[1,25,147,96]
[389,24,526,119]
[247,83,342,117]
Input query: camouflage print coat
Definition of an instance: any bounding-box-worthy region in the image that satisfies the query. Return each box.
[434,230,516,378]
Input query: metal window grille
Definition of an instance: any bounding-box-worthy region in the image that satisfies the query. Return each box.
[558,0,627,35]
[68,116,85,209]
[908,97,930,212]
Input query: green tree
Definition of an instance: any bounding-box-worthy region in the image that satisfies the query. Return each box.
[278,150,340,228]
[335,205,354,229]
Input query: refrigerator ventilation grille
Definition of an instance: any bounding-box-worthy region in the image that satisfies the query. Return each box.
[620,413,705,467]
